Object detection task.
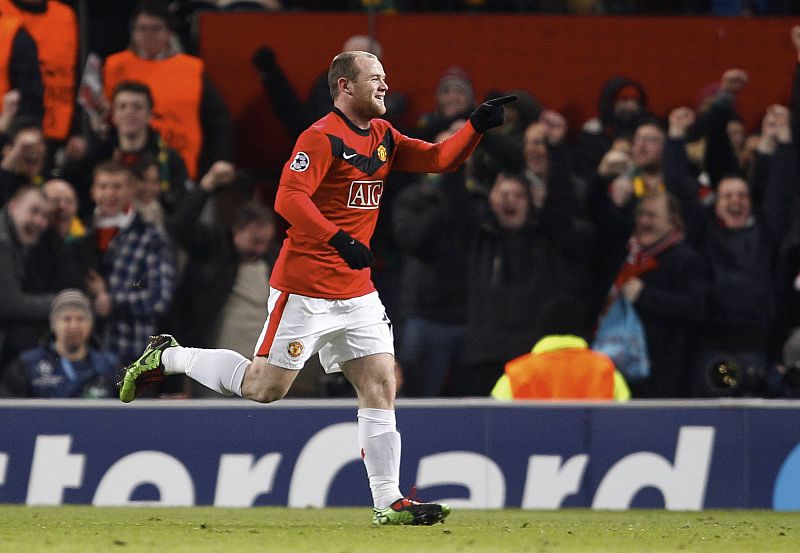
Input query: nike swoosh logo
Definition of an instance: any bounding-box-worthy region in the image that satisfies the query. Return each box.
[141,351,161,367]
[343,152,357,160]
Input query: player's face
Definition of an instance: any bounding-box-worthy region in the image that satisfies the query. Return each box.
[92,171,132,218]
[351,56,387,119]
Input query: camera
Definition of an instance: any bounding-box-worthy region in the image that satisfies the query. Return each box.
[706,358,800,398]
[706,358,768,397]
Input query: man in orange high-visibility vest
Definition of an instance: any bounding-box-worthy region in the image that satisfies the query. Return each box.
[491,296,630,401]
[103,1,231,180]
[0,0,77,142]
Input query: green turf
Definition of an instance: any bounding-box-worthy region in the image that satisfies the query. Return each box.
[0,506,797,553]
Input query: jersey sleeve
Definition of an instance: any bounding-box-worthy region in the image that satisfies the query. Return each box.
[274,128,339,241]
[391,120,483,173]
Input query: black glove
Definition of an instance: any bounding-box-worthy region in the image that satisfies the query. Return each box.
[328,229,373,269]
[252,46,277,74]
[469,94,518,133]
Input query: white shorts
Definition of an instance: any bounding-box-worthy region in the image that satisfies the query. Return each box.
[254,287,394,373]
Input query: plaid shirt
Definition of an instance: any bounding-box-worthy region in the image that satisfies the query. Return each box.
[98,213,176,364]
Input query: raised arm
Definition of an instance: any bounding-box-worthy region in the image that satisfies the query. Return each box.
[760,105,797,239]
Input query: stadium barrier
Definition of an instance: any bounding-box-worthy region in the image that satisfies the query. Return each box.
[1,398,800,510]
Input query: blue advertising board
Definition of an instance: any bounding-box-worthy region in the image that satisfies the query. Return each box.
[1,398,800,510]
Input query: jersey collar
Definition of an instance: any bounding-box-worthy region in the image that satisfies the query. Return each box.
[332,107,371,137]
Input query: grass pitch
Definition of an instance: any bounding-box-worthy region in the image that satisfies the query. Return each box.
[0,506,796,553]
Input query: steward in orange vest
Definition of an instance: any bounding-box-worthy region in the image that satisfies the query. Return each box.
[102,2,232,180]
[491,334,630,401]
[104,49,204,180]
[0,0,77,141]
[0,11,43,125]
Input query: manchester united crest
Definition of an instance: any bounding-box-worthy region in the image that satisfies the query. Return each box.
[377,145,387,162]
[287,340,304,358]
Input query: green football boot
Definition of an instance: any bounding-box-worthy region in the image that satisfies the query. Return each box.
[118,334,179,403]
[372,496,451,526]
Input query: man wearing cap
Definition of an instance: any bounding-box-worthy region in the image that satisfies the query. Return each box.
[1,289,120,397]
[415,67,476,142]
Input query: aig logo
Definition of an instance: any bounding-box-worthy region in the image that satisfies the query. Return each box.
[347,180,383,210]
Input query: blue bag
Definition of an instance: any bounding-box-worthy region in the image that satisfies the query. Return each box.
[592,296,651,382]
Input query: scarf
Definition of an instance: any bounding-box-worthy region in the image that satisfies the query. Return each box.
[94,207,135,252]
[612,230,684,292]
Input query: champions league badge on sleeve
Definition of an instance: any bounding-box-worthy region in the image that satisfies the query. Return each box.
[290,152,310,172]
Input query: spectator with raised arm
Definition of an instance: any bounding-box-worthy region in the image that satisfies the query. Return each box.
[0,0,78,149]
[464,151,590,395]
[164,161,278,358]
[575,75,653,182]
[0,117,46,204]
[670,105,797,396]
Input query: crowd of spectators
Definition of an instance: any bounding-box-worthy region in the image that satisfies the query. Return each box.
[0,0,799,400]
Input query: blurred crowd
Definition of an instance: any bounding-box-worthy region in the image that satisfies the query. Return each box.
[1,0,800,400]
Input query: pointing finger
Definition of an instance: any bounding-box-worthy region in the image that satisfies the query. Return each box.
[485,94,518,107]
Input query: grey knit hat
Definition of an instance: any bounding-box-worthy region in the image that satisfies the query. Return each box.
[50,289,93,323]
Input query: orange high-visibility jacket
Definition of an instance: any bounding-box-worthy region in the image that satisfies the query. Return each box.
[104,50,203,179]
[503,335,620,400]
[0,0,77,140]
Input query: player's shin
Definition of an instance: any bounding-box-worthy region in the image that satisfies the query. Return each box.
[358,408,403,509]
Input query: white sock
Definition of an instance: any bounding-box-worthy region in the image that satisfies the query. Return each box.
[358,408,403,510]
[162,347,248,397]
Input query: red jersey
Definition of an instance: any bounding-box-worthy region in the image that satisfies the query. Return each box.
[270,108,482,298]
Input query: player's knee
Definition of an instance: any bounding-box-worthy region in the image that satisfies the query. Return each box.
[248,382,288,404]
[241,361,294,403]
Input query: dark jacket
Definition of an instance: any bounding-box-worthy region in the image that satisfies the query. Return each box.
[0,209,82,371]
[7,25,44,125]
[393,170,473,324]
[674,141,797,351]
[2,335,119,398]
[588,136,709,397]
[633,241,708,397]
[464,145,590,387]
